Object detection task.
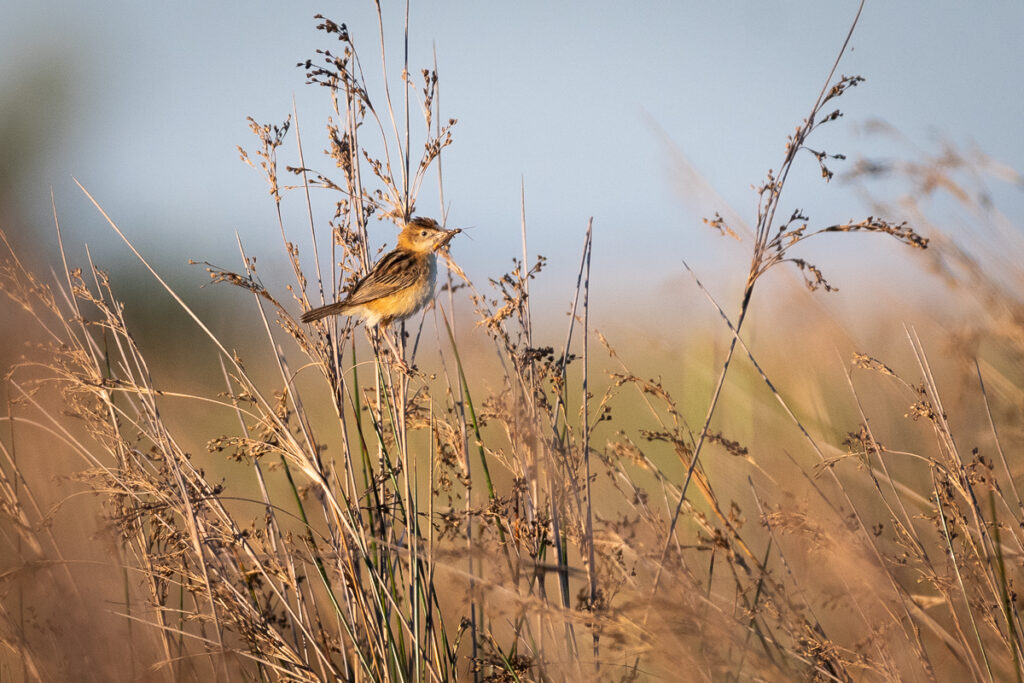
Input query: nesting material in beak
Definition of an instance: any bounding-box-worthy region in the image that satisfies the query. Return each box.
[436,228,461,250]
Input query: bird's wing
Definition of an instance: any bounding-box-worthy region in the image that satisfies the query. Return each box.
[344,250,427,306]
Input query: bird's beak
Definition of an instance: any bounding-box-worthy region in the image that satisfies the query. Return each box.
[434,228,461,250]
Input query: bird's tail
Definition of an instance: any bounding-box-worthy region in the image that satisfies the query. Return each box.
[300,301,352,323]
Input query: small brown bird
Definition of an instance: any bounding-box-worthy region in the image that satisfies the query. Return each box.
[301,217,460,327]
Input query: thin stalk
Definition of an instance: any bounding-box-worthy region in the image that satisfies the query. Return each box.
[580,218,598,666]
[935,481,994,683]
[990,493,1024,683]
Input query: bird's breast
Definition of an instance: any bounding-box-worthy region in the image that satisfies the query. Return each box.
[409,253,437,310]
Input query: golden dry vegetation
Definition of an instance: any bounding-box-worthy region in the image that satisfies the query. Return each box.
[2,8,1024,683]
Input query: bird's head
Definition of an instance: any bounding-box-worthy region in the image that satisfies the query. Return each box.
[397,217,461,253]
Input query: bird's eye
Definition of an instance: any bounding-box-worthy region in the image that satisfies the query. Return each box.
[420,230,427,237]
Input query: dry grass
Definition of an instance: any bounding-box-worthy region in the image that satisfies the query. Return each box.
[2,5,1024,682]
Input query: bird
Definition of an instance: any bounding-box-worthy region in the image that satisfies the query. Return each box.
[301,216,460,328]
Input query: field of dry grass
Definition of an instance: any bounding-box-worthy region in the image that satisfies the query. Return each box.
[3,7,1024,682]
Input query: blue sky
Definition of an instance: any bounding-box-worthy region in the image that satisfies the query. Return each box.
[3,2,1022,323]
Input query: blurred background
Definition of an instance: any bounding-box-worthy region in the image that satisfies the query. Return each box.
[2,1,1022,327]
